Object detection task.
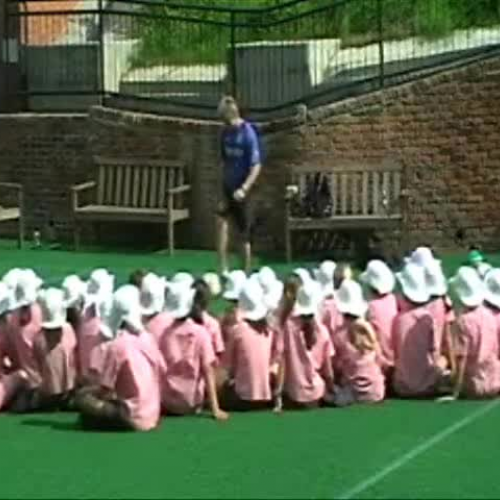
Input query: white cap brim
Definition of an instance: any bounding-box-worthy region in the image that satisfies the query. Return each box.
[241,305,268,322]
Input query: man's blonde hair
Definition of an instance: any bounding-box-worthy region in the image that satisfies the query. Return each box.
[217,95,240,120]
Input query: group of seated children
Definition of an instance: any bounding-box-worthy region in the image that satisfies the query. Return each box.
[0,246,499,432]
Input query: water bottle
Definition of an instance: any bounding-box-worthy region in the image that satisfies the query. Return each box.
[33,230,41,248]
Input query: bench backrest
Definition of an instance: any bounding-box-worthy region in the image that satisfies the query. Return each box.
[94,157,186,208]
[291,163,405,217]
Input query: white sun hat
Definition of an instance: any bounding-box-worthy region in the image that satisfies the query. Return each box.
[222,270,247,301]
[0,282,14,316]
[2,268,23,290]
[335,279,368,318]
[293,267,313,285]
[314,260,336,298]
[23,269,43,291]
[396,262,431,305]
[484,269,500,309]
[202,272,222,297]
[14,269,41,308]
[105,285,144,337]
[171,272,195,288]
[39,288,67,329]
[424,259,448,297]
[86,269,115,299]
[164,282,196,319]
[293,280,322,317]
[239,279,268,322]
[360,260,395,295]
[406,246,439,269]
[477,262,493,279]
[140,273,167,316]
[257,267,284,310]
[62,275,87,309]
[450,266,486,308]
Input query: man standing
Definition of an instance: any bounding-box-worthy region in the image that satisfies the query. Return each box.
[217,96,262,274]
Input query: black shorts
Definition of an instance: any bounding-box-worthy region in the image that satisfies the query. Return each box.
[218,189,254,243]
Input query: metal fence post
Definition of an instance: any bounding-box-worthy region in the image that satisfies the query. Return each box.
[229,10,237,98]
[98,0,105,103]
[377,0,385,89]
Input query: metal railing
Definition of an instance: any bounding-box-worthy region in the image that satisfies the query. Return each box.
[2,0,500,116]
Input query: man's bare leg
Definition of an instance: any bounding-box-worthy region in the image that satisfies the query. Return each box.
[218,216,230,274]
[243,241,252,274]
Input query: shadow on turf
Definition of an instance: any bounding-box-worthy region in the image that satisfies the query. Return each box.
[21,417,82,432]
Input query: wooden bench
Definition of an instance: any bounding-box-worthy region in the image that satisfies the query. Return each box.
[71,157,190,255]
[285,163,409,261]
[0,182,24,248]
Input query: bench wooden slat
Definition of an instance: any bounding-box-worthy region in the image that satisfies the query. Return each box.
[94,156,184,169]
[372,171,380,215]
[393,171,401,204]
[115,166,123,206]
[382,171,390,214]
[140,167,150,208]
[330,173,337,215]
[362,171,369,215]
[132,166,140,207]
[106,166,114,205]
[97,165,105,205]
[149,167,158,208]
[158,167,167,208]
[341,174,348,215]
[123,165,132,205]
[351,173,359,215]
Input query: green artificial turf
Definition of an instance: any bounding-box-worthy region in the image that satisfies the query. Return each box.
[0,239,499,499]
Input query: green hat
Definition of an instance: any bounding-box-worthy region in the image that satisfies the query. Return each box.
[467,250,485,265]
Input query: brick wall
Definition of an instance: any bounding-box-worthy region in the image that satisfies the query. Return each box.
[0,55,499,253]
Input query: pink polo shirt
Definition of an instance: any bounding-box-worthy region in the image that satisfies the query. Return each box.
[100,330,166,431]
[485,304,500,353]
[77,307,107,381]
[221,307,242,344]
[329,314,353,376]
[321,297,340,333]
[160,318,216,415]
[280,317,335,403]
[342,347,385,403]
[144,312,174,345]
[426,297,455,355]
[8,304,42,387]
[33,323,77,396]
[202,312,225,357]
[367,293,398,370]
[223,320,278,401]
[392,306,442,397]
[455,305,500,398]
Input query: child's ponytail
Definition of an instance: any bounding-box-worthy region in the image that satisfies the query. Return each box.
[190,279,211,325]
[280,274,302,326]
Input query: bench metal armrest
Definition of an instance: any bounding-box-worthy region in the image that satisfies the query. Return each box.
[71,181,96,192]
[167,184,191,196]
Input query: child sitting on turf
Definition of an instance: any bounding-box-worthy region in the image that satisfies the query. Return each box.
[61,275,87,335]
[484,269,500,345]
[76,285,166,431]
[220,270,247,344]
[332,281,385,406]
[392,263,449,398]
[274,280,335,411]
[314,260,338,329]
[220,279,279,411]
[192,278,225,359]
[360,260,398,376]
[6,269,43,389]
[0,283,28,411]
[76,269,114,384]
[423,259,456,374]
[448,267,500,399]
[256,267,284,313]
[160,283,229,420]
[140,273,173,345]
[27,288,78,412]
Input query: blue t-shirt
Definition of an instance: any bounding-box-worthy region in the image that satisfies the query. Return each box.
[221,121,261,193]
